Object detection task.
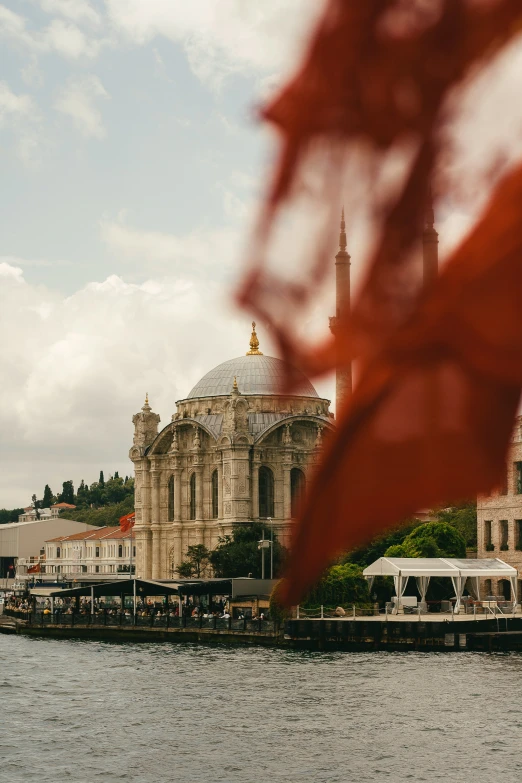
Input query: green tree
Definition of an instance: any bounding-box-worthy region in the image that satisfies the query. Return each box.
[385,521,466,559]
[58,480,75,505]
[31,494,40,520]
[42,484,54,509]
[210,522,286,578]
[76,480,90,508]
[0,509,24,524]
[61,495,134,527]
[436,502,477,549]
[104,475,127,504]
[114,471,119,479]
[304,563,371,608]
[342,518,423,569]
[177,545,211,578]
[99,470,105,488]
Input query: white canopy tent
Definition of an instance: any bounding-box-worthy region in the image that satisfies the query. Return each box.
[363,558,518,613]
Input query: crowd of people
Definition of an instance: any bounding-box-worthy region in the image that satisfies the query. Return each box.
[3,593,270,623]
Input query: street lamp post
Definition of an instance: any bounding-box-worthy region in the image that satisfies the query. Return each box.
[258,531,270,579]
[268,517,273,580]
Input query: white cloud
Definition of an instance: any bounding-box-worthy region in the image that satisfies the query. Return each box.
[105,0,325,90]
[0,81,42,166]
[54,74,109,138]
[44,17,100,58]
[37,0,101,26]
[0,4,103,59]
[0,80,34,123]
[0,260,253,506]
[100,217,240,274]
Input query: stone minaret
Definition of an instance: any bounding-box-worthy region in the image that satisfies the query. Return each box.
[329,209,352,412]
[423,190,438,287]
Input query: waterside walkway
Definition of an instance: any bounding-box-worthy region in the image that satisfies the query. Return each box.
[4,610,522,651]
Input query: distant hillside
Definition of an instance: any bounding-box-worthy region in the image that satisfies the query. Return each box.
[61,495,134,527]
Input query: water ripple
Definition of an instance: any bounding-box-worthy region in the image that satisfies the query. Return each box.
[2,636,522,782]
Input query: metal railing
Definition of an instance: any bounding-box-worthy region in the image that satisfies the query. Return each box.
[26,610,278,634]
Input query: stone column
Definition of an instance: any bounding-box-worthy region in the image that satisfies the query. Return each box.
[217,460,223,520]
[151,525,161,580]
[195,466,204,520]
[171,523,182,577]
[251,453,260,520]
[283,462,292,522]
[151,469,161,579]
[173,468,182,522]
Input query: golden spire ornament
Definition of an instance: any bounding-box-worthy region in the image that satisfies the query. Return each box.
[246,321,263,355]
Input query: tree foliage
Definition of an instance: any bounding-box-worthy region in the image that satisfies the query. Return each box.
[0,509,24,525]
[435,502,477,548]
[177,545,211,578]
[384,521,466,559]
[303,563,371,608]
[42,484,54,508]
[62,495,134,527]
[210,522,287,579]
[58,480,75,505]
[342,519,423,569]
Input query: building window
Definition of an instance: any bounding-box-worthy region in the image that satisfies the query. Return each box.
[95,565,100,573]
[168,475,174,521]
[290,468,306,519]
[500,520,509,550]
[515,462,522,494]
[259,466,274,518]
[484,579,492,598]
[56,547,61,559]
[95,546,100,558]
[118,544,123,558]
[516,521,522,551]
[189,473,196,520]
[485,521,493,551]
[211,470,219,519]
[133,546,136,558]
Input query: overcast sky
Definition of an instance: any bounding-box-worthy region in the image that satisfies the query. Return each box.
[0,0,332,507]
[2,1,522,509]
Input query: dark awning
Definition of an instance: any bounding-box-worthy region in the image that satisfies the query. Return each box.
[49,579,182,599]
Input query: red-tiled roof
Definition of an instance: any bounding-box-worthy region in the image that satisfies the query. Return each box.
[51,502,77,509]
[46,526,135,543]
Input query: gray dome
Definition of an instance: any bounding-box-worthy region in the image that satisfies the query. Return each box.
[187,355,319,399]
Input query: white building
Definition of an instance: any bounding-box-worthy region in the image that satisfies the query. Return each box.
[44,526,136,579]
[18,502,76,523]
[0,517,97,587]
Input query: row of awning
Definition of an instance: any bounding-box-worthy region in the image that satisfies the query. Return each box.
[30,577,277,600]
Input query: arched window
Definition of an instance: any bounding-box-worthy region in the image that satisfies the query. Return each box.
[211,470,219,519]
[189,473,196,520]
[259,466,274,518]
[168,475,174,521]
[291,468,306,519]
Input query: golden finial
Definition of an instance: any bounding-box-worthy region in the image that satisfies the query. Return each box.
[233,376,238,390]
[246,321,263,355]
[142,392,151,411]
[145,392,149,405]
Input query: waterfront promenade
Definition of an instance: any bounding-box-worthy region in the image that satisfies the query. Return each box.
[4,608,522,652]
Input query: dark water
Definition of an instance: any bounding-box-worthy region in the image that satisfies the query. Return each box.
[2,635,522,783]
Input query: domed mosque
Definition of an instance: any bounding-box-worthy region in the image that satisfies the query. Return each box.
[129,209,438,580]
[129,321,334,580]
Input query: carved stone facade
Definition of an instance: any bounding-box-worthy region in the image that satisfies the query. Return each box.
[477,415,522,600]
[129,328,334,580]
